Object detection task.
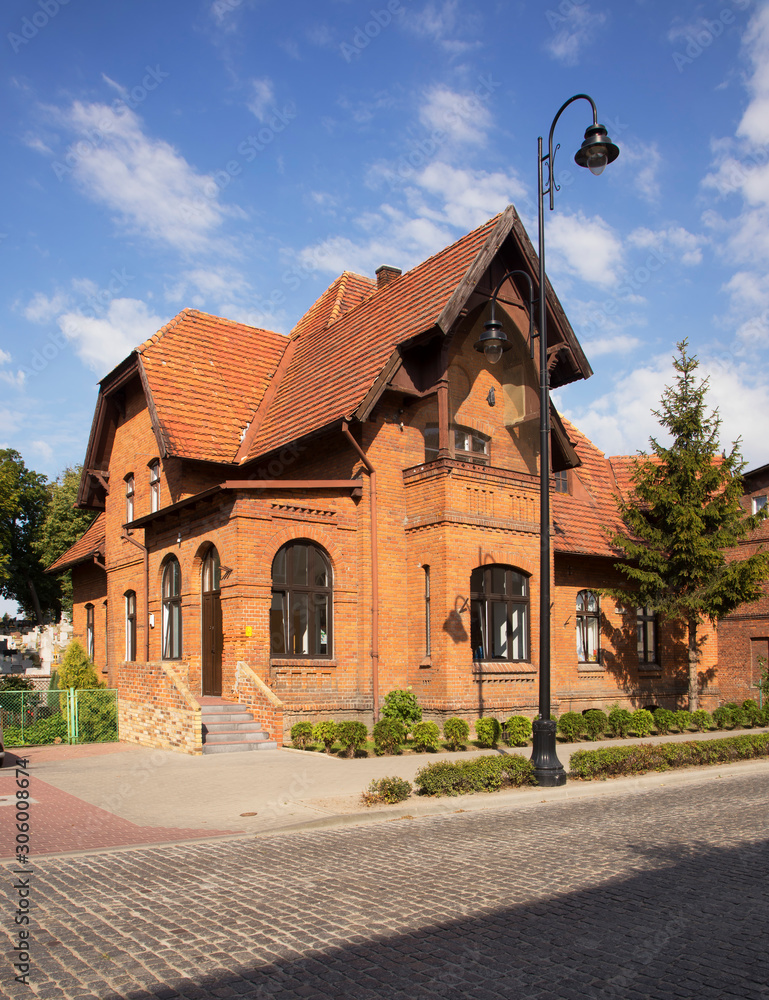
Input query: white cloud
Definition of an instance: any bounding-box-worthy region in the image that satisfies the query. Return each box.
[581,334,642,357]
[544,4,608,66]
[38,101,233,255]
[0,349,26,389]
[247,77,275,122]
[405,1,480,54]
[30,440,53,461]
[418,86,492,146]
[59,297,163,373]
[24,290,70,324]
[546,211,623,287]
[620,141,662,203]
[301,161,524,278]
[0,349,10,365]
[628,225,706,266]
[737,4,769,145]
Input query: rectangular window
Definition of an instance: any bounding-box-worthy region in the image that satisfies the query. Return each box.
[553,469,569,493]
[752,494,767,514]
[86,604,94,660]
[125,592,136,661]
[424,566,431,657]
[637,605,658,666]
[125,475,135,523]
[149,461,160,513]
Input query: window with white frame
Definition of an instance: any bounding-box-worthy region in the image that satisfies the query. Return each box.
[149,460,161,513]
[125,474,135,523]
[423,425,490,465]
[752,494,767,515]
[470,565,529,662]
[162,558,182,659]
[576,590,600,664]
[125,591,137,661]
[85,603,95,660]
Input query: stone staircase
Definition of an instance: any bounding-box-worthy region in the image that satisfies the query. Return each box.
[200,697,278,754]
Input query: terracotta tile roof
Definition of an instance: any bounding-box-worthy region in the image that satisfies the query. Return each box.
[289,271,375,340]
[608,455,640,504]
[137,309,287,464]
[244,212,505,462]
[552,417,628,557]
[46,513,105,573]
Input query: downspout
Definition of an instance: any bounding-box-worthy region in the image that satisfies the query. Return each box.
[342,419,380,723]
[122,530,150,662]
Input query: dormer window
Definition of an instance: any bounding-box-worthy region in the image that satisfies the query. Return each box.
[149,460,160,513]
[125,475,135,523]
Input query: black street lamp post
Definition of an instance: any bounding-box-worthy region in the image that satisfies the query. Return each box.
[476,94,619,786]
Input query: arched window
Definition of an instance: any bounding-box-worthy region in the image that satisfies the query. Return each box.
[202,547,220,593]
[125,474,135,523]
[149,460,161,513]
[470,565,529,662]
[576,590,600,664]
[162,557,182,660]
[125,591,137,661]
[85,603,95,660]
[270,541,332,657]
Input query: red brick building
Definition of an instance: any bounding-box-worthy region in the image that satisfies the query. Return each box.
[717,465,769,706]
[49,207,727,753]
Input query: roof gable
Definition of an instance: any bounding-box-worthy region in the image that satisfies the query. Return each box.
[46,512,105,573]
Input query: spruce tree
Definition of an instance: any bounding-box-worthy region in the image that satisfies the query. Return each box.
[609,341,769,709]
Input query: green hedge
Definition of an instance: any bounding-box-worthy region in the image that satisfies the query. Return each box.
[414,754,535,796]
[569,733,769,780]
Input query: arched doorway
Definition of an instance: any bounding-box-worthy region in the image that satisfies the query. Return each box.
[201,547,223,696]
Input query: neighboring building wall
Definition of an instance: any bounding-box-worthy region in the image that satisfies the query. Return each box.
[70,562,107,671]
[718,469,769,706]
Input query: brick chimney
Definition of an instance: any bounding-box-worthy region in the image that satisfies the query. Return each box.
[375,265,402,289]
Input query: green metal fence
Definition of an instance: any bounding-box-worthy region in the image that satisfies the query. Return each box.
[0,689,118,746]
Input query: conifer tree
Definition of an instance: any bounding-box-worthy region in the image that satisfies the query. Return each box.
[609,341,769,709]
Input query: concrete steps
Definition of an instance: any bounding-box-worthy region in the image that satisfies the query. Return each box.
[200,699,278,754]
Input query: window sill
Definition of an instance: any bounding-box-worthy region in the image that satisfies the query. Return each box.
[472,661,536,676]
[638,663,662,674]
[578,661,603,672]
[271,658,336,668]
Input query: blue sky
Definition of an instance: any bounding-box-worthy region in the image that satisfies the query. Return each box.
[2,0,768,482]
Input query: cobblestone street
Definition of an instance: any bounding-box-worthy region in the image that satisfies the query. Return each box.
[4,768,769,1000]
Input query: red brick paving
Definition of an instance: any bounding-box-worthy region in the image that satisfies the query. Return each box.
[0,748,240,860]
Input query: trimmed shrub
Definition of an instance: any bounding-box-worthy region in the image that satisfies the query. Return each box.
[59,640,103,689]
[443,717,470,750]
[503,715,533,747]
[76,690,118,743]
[411,721,441,752]
[381,689,422,732]
[290,722,314,749]
[361,776,412,805]
[312,720,338,753]
[570,733,769,780]
[475,717,501,748]
[631,709,654,738]
[731,707,747,729]
[557,711,585,742]
[3,713,67,747]
[653,708,675,735]
[582,710,608,741]
[691,709,714,732]
[673,710,692,733]
[608,708,633,738]
[761,705,769,727]
[712,706,733,729]
[743,703,761,728]
[337,721,369,757]
[373,718,406,755]
[743,699,758,711]
[414,754,536,796]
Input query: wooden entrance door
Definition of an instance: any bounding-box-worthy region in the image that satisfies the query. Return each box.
[202,549,223,696]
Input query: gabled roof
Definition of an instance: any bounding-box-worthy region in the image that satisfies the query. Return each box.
[243,205,591,462]
[138,309,288,464]
[46,513,105,573]
[552,417,626,557]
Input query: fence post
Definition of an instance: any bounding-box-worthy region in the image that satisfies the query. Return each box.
[66,688,79,744]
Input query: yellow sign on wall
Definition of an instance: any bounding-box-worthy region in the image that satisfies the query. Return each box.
[245,626,253,637]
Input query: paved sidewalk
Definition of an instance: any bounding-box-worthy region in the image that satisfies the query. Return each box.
[2,726,767,859]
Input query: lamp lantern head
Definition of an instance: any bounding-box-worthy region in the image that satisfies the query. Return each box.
[574,122,620,176]
[474,319,512,365]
